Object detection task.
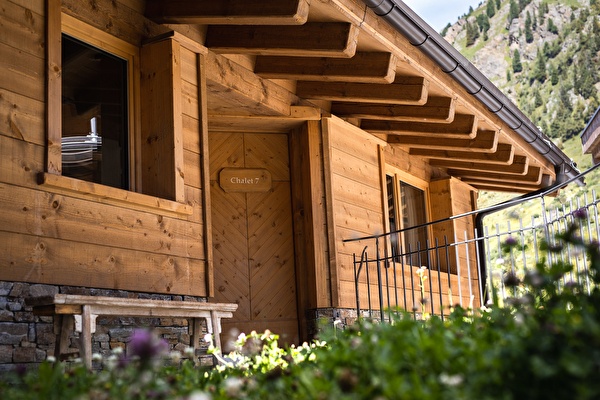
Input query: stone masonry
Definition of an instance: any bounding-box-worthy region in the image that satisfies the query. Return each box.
[0,281,212,372]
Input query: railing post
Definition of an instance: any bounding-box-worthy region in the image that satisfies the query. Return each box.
[375,237,384,322]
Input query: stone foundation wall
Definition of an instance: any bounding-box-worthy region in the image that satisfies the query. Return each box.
[0,281,211,372]
[306,307,370,336]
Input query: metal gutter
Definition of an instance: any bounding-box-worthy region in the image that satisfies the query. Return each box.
[362,0,580,184]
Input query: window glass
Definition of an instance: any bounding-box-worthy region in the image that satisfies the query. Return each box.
[386,174,429,266]
[399,181,429,266]
[61,34,129,189]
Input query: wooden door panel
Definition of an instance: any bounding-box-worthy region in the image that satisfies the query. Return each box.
[211,184,251,319]
[208,132,245,180]
[244,133,290,181]
[210,132,299,346]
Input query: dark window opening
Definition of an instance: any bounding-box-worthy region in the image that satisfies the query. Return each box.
[386,175,429,266]
[61,34,129,189]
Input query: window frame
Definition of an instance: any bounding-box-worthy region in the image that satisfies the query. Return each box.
[54,13,141,191]
[43,6,191,216]
[384,167,432,266]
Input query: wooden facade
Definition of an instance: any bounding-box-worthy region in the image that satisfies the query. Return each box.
[0,0,575,347]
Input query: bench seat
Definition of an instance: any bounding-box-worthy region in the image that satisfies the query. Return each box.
[27,294,238,368]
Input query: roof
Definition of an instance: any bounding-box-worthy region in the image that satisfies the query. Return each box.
[145,0,579,192]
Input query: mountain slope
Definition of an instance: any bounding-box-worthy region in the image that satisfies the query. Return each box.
[443,0,600,148]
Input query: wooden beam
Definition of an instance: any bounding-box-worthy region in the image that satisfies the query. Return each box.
[364,114,477,139]
[332,96,454,122]
[145,0,310,25]
[254,52,397,83]
[450,166,543,185]
[46,0,62,175]
[387,129,496,150]
[205,51,294,116]
[205,23,358,58]
[430,155,529,174]
[141,37,185,202]
[208,106,321,132]
[296,76,428,104]
[410,143,515,163]
[462,179,543,193]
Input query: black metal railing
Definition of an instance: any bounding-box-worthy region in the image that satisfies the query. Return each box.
[346,163,600,321]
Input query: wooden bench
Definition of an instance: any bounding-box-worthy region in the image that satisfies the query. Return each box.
[27,294,238,368]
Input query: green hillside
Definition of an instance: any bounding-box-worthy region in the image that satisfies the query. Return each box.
[442,0,600,209]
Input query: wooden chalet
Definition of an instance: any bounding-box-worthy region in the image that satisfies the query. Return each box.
[0,0,580,360]
[582,106,600,164]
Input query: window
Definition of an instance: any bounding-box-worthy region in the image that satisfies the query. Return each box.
[386,173,430,266]
[44,10,191,215]
[61,34,129,189]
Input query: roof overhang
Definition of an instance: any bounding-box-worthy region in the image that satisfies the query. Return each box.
[145,0,580,192]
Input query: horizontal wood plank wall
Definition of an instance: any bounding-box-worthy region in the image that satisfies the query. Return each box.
[323,117,386,309]
[430,177,481,308]
[0,0,211,296]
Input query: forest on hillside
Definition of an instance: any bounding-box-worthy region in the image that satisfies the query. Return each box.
[443,0,600,145]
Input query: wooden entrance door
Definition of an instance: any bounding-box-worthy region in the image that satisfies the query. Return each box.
[209,132,299,349]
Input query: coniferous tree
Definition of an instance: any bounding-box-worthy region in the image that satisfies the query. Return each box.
[525,11,534,42]
[466,21,479,46]
[486,0,496,18]
[534,89,543,108]
[549,64,559,86]
[477,13,490,33]
[547,18,558,34]
[509,0,519,21]
[532,50,547,83]
[512,49,523,73]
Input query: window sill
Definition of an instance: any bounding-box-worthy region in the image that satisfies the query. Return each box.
[37,172,193,217]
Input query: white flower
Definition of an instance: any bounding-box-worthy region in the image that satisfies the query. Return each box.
[224,377,244,397]
[184,346,195,357]
[439,372,463,386]
[46,355,56,363]
[92,353,103,361]
[169,350,182,363]
[186,391,212,400]
[203,333,213,344]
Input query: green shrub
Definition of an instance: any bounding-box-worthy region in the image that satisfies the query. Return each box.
[3,214,600,399]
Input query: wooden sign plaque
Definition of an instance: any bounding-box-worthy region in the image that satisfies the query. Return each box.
[218,168,272,193]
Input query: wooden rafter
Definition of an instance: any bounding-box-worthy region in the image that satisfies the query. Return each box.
[205,23,359,58]
[430,155,529,174]
[387,129,496,150]
[295,76,428,104]
[254,52,397,83]
[410,143,514,163]
[332,96,454,122]
[145,0,310,25]
[449,165,542,184]
[462,178,545,193]
[363,114,477,139]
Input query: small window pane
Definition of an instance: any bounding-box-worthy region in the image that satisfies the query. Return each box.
[61,34,129,189]
[400,181,429,266]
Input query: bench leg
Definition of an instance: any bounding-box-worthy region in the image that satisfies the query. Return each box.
[53,315,74,361]
[80,305,92,369]
[190,318,203,364]
[210,312,223,354]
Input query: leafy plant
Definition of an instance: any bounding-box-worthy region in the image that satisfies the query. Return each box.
[3,216,600,399]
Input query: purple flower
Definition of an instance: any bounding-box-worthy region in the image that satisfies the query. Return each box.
[128,329,169,364]
[573,208,588,220]
[504,236,518,247]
